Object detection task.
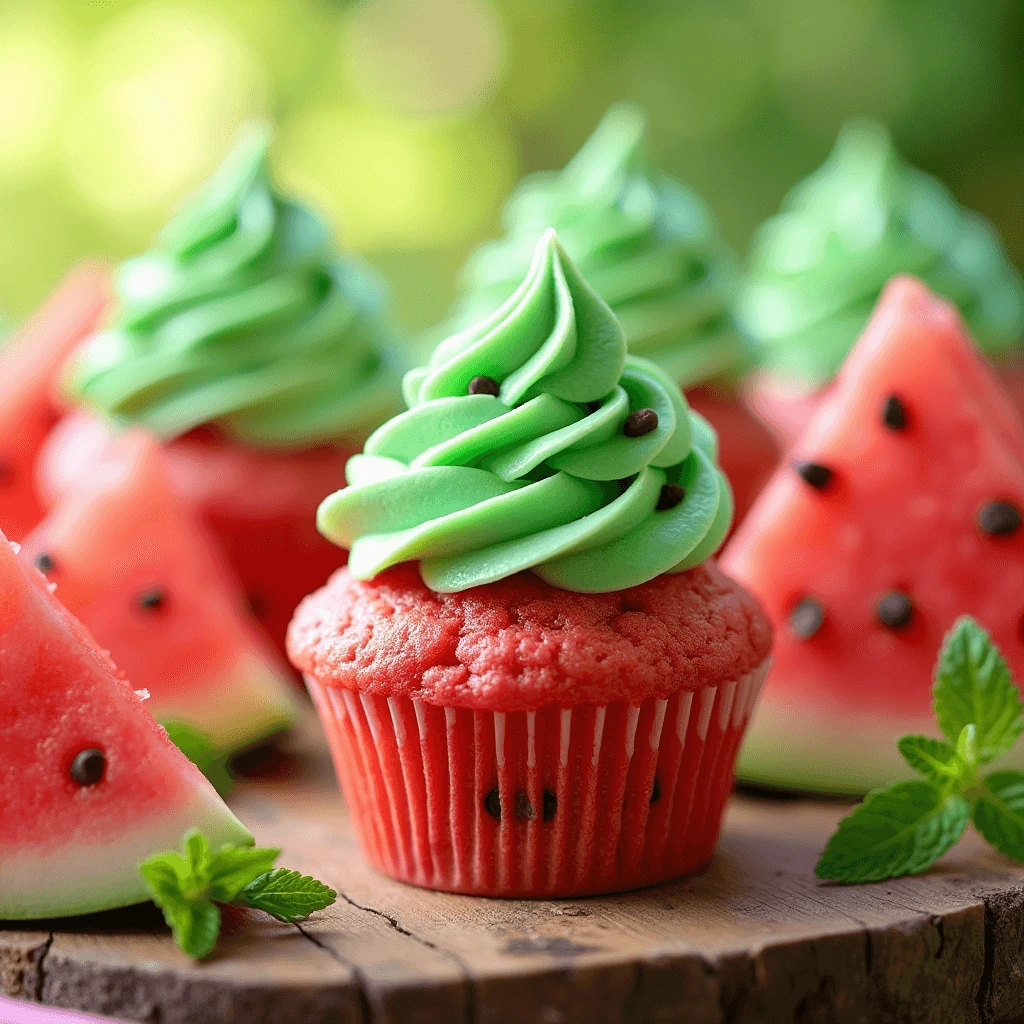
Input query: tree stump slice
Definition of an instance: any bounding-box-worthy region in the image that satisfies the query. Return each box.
[4,719,1024,1024]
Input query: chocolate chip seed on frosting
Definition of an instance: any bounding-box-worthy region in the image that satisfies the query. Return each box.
[876,590,913,630]
[881,395,907,430]
[790,597,824,639]
[794,461,833,490]
[978,501,1022,537]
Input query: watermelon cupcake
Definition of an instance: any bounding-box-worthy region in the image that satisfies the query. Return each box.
[54,126,406,656]
[447,102,778,524]
[740,119,1024,443]
[288,230,772,897]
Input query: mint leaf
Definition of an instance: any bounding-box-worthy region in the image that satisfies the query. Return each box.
[933,617,1023,763]
[242,869,337,922]
[973,772,1024,862]
[206,845,281,904]
[162,720,233,797]
[139,846,220,960]
[897,735,962,784]
[161,896,221,960]
[816,780,971,883]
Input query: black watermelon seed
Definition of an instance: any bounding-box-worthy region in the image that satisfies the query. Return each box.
[623,408,659,437]
[978,501,1022,537]
[515,792,536,820]
[70,748,105,786]
[656,483,686,511]
[34,552,55,573]
[483,789,501,820]
[138,587,166,612]
[794,461,833,490]
[877,591,913,630]
[650,777,661,804]
[468,375,501,397]
[881,395,907,430]
[247,592,268,618]
[790,598,824,639]
[543,790,557,821]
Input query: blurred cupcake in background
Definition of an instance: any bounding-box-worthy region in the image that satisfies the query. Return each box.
[289,230,772,897]
[447,102,778,525]
[47,125,407,657]
[740,119,1024,443]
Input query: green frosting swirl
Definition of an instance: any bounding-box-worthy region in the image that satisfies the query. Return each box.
[740,119,1024,388]
[318,229,732,594]
[67,126,404,449]
[451,103,750,389]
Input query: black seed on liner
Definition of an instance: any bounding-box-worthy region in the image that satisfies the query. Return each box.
[515,792,536,820]
[790,598,824,639]
[483,789,501,820]
[623,408,658,437]
[70,748,105,786]
[656,483,686,511]
[468,375,500,397]
[882,395,907,430]
[794,461,833,490]
[34,552,55,573]
[543,790,557,821]
[978,501,1022,537]
[650,777,661,804]
[138,587,166,612]
[877,591,913,630]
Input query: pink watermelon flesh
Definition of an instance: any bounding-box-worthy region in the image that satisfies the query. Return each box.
[22,429,300,757]
[0,528,251,919]
[0,263,109,542]
[721,276,1024,794]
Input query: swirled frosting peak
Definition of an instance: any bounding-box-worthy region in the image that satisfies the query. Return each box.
[67,124,404,449]
[318,229,733,594]
[450,103,750,388]
[740,119,1024,388]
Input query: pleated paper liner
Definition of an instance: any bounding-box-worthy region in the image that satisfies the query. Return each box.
[308,660,768,897]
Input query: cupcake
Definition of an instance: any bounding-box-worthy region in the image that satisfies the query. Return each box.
[54,126,406,656]
[447,102,778,524]
[740,119,1024,443]
[288,230,771,897]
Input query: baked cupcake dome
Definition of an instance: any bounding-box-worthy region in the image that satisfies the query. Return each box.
[290,229,771,896]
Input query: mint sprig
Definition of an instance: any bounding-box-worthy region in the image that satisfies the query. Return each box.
[139,831,337,958]
[817,616,1024,883]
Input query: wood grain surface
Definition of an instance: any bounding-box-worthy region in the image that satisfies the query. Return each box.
[4,717,1024,1024]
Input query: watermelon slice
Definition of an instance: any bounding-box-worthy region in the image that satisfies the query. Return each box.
[0,528,251,919]
[0,263,109,541]
[721,276,1024,794]
[22,428,301,758]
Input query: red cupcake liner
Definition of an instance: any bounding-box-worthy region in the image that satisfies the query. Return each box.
[308,660,768,898]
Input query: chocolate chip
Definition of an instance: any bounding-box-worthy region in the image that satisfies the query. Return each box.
[656,483,686,511]
[483,788,501,820]
[650,777,661,804]
[978,501,1022,537]
[623,408,659,437]
[34,552,55,573]
[70,748,105,786]
[543,790,557,822]
[137,587,166,612]
[881,395,907,430]
[794,461,833,490]
[790,598,824,639]
[468,375,500,397]
[515,792,536,820]
[876,590,913,630]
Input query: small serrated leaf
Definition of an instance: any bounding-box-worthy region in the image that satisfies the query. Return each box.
[933,617,1023,762]
[973,772,1024,863]
[815,780,971,883]
[242,869,337,922]
[896,735,961,784]
[206,845,281,904]
[162,898,222,960]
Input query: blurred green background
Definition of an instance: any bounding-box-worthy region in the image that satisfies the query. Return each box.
[1,0,1022,334]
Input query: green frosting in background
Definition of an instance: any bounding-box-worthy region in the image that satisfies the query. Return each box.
[740,119,1024,388]
[318,229,732,594]
[450,103,751,390]
[67,126,404,450]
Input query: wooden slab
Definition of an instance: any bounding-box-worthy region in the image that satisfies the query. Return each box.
[5,718,1024,1024]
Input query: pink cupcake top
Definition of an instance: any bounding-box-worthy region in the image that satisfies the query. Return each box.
[288,562,771,712]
